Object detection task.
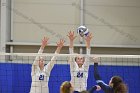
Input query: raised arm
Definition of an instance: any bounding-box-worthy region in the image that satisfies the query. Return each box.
[84,33,93,67]
[31,37,49,75]
[67,31,77,68]
[93,59,111,91]
[67,31,76,49]
[85,32,93,50]
[45,39,64,75]
[55,39,64,54]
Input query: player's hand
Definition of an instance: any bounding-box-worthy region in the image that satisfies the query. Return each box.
[41,37,49,49]
[85,32,93,48]
[85,32,93,42]
[55,39,64,53]
[67,31,77,41]
[90,57,99,63]
[57,39,65,49]
[96,85,101,91]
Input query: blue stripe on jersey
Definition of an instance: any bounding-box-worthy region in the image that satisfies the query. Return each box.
[96,80,109,86]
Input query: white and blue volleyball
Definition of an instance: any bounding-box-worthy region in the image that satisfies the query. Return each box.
[77,26,89,37]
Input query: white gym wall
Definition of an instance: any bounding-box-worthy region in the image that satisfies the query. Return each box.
[0,0,140,54]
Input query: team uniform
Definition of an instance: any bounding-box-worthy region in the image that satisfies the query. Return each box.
[94,63,113,93]
[69,48,90,92]
[88,85,98,93]
[30,48,57,93]
[73,85,97,93]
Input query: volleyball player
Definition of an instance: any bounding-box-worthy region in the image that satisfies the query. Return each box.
[30,37,64,93]
[60,81,74,93]
[60,81,101,93]
[92,57,128,93]
[67,31,92,92]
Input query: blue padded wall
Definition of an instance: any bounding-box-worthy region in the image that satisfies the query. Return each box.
[0,63,140,93]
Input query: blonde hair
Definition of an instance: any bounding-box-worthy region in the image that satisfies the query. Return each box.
[60,81,72,93]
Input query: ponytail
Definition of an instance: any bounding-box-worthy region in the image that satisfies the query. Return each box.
[60,81,72,93]
[114,83,127,93]
[111,76,128,93]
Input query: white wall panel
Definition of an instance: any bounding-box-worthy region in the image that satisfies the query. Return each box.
[11,0,140,47]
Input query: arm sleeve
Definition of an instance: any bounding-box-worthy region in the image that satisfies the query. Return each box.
[31,48,43,75]
[94,63,101,80]
[44,52,58,76]
[94,63,111,91]
[68,48,76,70]
[86,48,91,55]
[83,48,90,69]
[88,86,97,93]
[69,47,74,54]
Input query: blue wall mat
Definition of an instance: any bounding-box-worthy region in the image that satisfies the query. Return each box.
[49,64,71,93]
[0,63,13,93]
[0,63,140,93]
[12,63,31,93]
[87,65,140,93]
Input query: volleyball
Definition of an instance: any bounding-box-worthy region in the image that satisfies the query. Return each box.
[77,26,89,37]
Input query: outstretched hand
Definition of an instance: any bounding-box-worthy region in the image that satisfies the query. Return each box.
[55,39,65,53]
[41,37,49,49]
[57,39,65,49]
[67,31,77,41]
[96,85,101,91]
[85,32,93,42]
[85,32,93,49]
[90,57,99,63]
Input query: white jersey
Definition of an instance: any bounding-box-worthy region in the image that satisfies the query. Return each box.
[30,48,57,93]
[69,48,90,92]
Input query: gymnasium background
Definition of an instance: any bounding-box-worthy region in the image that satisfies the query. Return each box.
[0,0,140,93]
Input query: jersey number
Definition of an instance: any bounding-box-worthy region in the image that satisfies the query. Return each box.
[39,75,44,80]
[77,72,83,78]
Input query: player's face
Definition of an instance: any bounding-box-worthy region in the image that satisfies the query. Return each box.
[39,57,44,69]
[75,56,85,66]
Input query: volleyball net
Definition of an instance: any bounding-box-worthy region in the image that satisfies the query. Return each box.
[0,53,140,93]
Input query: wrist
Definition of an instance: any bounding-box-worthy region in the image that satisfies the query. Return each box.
[41,46,45,50]
[70,40,74,43]
[70,43,73,48]
[69,45,73,48]
[57,47,62,50]
[86,43,90,48]
[86,44,90,48]
[56,47,61,53]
